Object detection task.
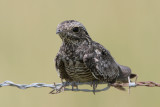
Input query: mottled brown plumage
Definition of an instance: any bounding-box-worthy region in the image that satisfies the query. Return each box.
[55,20,136,88]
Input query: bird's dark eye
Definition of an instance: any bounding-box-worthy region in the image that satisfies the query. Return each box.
[72,27,79,32]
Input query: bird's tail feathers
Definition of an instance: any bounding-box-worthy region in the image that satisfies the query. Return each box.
[130,73,137,79]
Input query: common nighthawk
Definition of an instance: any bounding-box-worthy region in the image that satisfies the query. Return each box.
[55,20,136,93]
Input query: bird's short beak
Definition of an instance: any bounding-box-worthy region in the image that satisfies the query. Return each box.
[56,29,61,34]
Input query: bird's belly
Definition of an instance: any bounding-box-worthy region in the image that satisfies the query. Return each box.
[65,59,94,82]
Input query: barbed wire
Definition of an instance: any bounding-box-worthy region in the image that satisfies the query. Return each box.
[0,80,160,94]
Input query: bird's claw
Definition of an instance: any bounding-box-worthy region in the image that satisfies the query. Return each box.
[71,82,78,91]
[91,80,98,94]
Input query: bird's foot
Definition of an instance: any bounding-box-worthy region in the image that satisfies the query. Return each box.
[91,80,99,94]
[71,81,78,91]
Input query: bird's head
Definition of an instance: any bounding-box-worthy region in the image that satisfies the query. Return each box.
[56,20,91,43]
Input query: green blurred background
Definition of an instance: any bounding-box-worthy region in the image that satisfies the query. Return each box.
[0,0,160,107]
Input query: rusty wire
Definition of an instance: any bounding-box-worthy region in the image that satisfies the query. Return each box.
[111,81,160,88]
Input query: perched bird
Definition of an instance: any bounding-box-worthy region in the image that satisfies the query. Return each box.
[55,20,136,92]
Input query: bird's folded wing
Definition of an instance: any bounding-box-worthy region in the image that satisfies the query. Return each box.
[83,42,119,82]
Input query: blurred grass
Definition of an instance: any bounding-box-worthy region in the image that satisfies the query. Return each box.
[0,0,160,107]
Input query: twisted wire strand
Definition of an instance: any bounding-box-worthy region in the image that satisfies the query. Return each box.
[0,80,159,93]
